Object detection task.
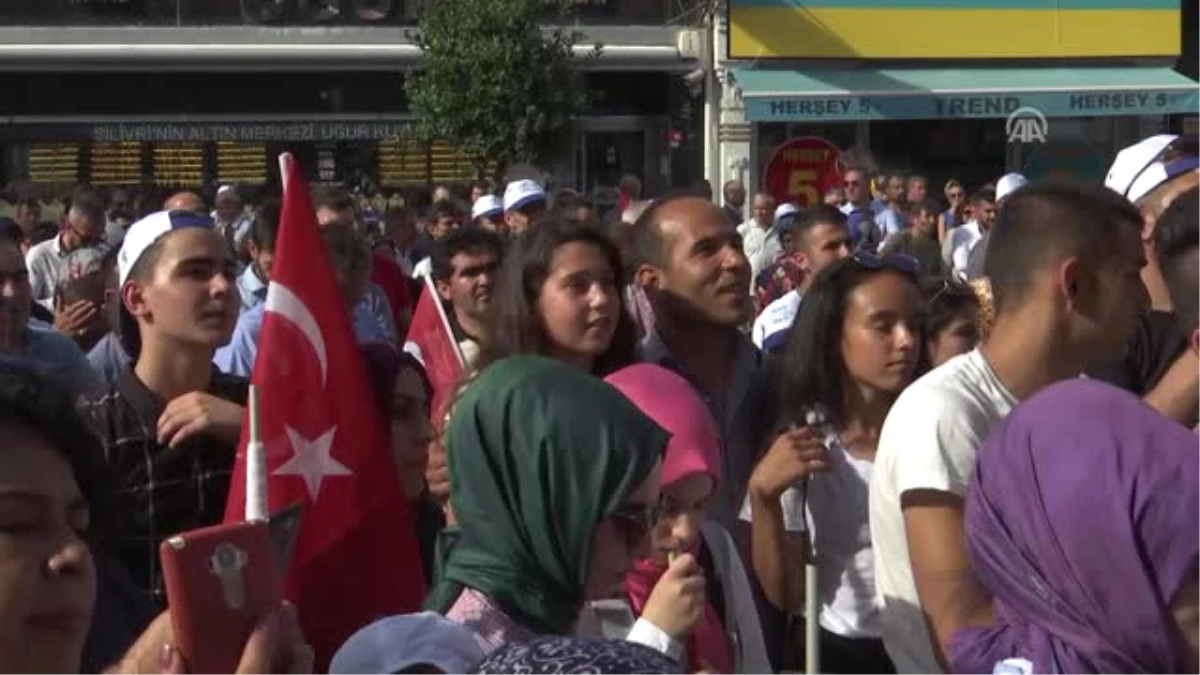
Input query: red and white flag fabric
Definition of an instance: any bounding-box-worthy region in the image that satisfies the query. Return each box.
[402,275,465,422]
[223,154,426,669]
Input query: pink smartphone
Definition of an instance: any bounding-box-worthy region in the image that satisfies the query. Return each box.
[159,520,283,673]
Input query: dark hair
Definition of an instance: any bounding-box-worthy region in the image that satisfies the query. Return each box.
[430,228,504,283]
[385,206,416,229]
[774,257,921,429]
[69,186,106,220]
[906,199,940,220]
[793,205,848,251]
[430,199,462,224]
[969,189,996,206]
[689,179,714,200]
[915,277,980,374]
[1155,186,1199,328]
[627,191,711,269]
[0,217,23,244]
[359,343,433,427]
[0,363,117,539]
[313,186,355,213]
[984,180,1143,315]
[250,198,281,252]
[477,219,638,377]
[27,223,58,247]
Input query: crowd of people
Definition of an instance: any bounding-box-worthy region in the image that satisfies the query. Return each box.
[0,132,1196,674]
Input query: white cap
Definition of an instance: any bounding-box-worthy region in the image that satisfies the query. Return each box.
[329,612,484,675]
[1105,135,1198,203]
[502,179,546,212]
[118,210,215,287]
[774,203,799,222]
[995,173,1028,202]
[215,184,240,200]
[471,194,504,220]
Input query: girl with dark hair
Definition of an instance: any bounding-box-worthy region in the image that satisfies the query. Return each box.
[919,277,981,371]
[0,363,309,674]
[476,219,637,377]
[743,253,923,674]
[359,344,446,582]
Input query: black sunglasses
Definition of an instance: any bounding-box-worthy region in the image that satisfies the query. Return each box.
[608,502,662,550]
[851,250,922,275]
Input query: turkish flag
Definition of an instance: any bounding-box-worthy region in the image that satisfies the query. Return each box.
[402,275,465,422]
[224,154,426,669]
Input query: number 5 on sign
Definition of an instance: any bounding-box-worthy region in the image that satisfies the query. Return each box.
[787,169,819,206]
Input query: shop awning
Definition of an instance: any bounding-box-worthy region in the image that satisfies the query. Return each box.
[735,66,1200,123]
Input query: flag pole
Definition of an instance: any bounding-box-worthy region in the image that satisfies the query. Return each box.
[802,411,823,675]
[246,383,268,522]
[422,273,466,369]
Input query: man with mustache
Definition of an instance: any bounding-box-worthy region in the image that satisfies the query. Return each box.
[629,194,770,537]
[0,240,101,396]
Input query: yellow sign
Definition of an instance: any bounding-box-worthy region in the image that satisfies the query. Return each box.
[728,1,1180,60]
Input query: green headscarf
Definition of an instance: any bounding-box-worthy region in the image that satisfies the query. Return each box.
[425,356,668,635]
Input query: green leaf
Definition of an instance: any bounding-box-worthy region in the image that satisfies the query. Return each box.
[405,0,600,180]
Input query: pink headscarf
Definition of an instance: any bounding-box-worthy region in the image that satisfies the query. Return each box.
[604,363,734,673]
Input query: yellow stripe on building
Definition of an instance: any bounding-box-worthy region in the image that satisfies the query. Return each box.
[729,8,1179,59]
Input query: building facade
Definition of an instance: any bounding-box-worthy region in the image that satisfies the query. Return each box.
[710,0,1199,214]
[0,0,707,207]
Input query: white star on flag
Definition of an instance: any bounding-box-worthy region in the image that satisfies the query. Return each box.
[274,425,352,501]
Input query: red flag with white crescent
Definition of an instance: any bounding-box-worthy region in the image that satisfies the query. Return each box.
[224,154,426,669]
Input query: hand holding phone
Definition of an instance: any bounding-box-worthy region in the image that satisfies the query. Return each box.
[159,521,283,673]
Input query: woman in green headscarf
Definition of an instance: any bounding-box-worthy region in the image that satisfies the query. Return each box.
[425,356,668,657]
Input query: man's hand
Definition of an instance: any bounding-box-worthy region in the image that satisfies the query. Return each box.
[157,392,244,448]
[54,299,97,337]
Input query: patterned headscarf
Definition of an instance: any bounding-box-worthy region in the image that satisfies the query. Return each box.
[474,637,681,674]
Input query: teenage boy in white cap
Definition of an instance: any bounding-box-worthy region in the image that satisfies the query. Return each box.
[471,194,506,235]
[1088,134,1199,425]
[502,179,546,237]
[78,209,246,602]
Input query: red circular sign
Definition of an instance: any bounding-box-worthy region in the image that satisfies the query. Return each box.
[762,137,844,209]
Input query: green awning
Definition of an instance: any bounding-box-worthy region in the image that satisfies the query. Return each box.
[735,66,1199,122]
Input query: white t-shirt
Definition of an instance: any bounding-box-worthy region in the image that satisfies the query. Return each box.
[751,290,801,352]
[948,221,983,280]
[738,220,771,292]
[868,349,1017,673]
[740,433,880,639]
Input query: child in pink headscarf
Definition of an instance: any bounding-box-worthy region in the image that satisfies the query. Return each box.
[596,363,769,673]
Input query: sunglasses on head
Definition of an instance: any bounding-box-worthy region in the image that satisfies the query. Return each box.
[1124,137,1200,200]
[851,250,922,275]
[608,501,662,550]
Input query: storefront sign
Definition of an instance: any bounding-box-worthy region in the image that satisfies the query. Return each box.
[746,89,1200,123]
[91,121,413,143]
[761,137,842,209]
[728,0,1178,60]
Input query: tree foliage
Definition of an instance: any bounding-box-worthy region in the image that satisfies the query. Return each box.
[406,0,599,184]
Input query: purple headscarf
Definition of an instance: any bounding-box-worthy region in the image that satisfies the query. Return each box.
[951,379,1198,674]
